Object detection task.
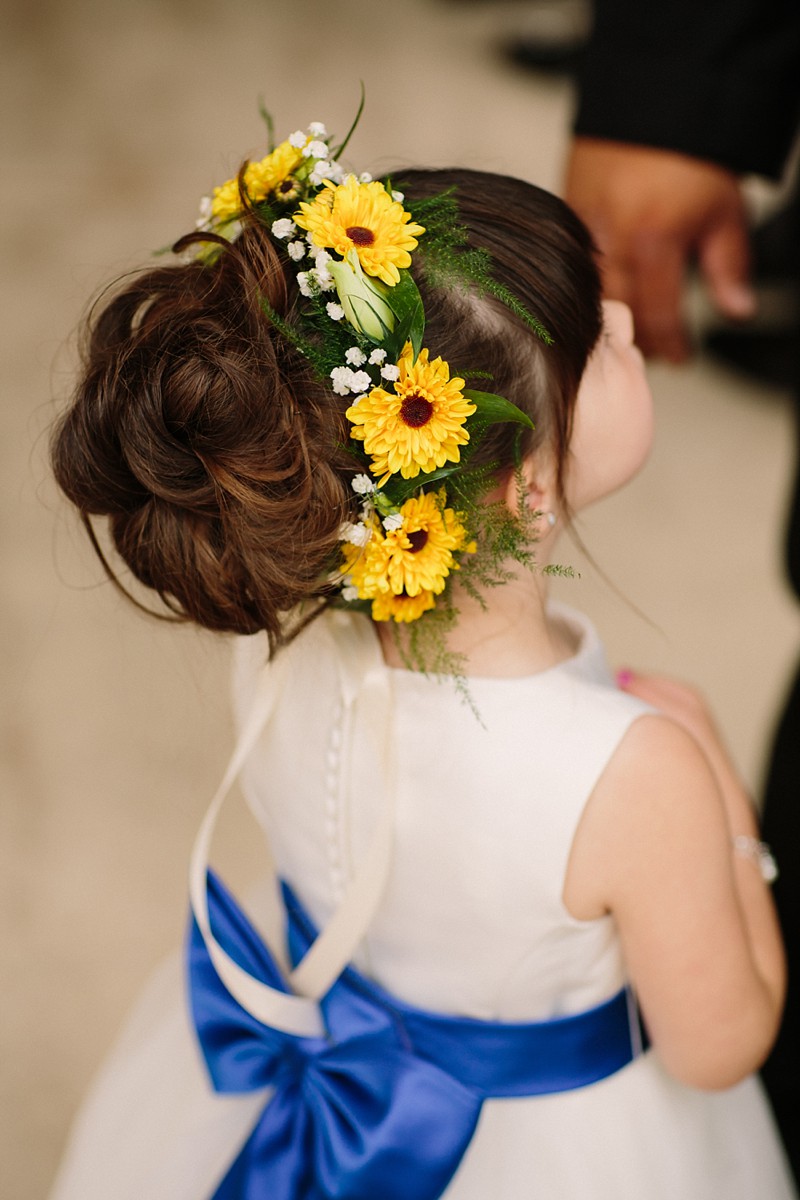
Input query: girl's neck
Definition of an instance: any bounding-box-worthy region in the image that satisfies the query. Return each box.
[376,559,579,679]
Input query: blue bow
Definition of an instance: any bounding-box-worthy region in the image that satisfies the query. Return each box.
[189,873,644,1199]
[188,873,482,1200]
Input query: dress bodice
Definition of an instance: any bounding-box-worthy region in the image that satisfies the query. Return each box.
[232,605,650,1022]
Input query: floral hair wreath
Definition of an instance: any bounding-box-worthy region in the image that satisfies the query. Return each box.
[178,100,554,664]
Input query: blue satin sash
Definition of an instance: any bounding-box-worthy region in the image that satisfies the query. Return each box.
[187,872,646,1200]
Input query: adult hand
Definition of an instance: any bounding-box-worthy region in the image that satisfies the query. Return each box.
[565,138,756,361]
[615,669,743,805]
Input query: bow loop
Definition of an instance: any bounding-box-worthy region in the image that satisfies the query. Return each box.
[189,873,482,1200]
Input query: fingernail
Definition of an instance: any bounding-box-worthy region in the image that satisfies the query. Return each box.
[725,284,757,319]
[616,669,633,688]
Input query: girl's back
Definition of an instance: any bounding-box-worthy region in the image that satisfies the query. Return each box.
[48,124,794,1198]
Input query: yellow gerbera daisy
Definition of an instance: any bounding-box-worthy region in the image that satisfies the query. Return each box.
[294,176,425,286]
[339,522,390,600]
[371,588,437,623]
[384,491,470,597]
[346,344,476,484]
[210,140,305,223]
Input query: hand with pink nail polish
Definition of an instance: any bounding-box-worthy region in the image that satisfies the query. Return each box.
[614,670,736,799]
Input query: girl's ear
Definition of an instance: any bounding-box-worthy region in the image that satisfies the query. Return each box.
[503,451,559,527]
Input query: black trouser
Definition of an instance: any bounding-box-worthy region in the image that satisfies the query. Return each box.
[762,650,800,1181]
[760,201,800,1179]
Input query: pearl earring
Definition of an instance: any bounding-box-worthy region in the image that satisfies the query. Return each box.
[525,496,557,527]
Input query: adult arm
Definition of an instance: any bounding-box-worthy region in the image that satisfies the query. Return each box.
[565,0,800,360]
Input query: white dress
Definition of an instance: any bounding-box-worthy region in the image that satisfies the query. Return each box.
[50,605,796,1200]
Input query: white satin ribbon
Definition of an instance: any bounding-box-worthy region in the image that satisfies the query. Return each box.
[189,612,395,1038]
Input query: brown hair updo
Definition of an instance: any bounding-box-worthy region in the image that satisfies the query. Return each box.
[51,168,602,651]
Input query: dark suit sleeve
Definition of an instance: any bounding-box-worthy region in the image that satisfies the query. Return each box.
[573,0,800,178]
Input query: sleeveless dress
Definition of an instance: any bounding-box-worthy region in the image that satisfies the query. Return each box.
[49,604,796,1200]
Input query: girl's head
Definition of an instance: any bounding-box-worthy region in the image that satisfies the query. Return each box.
[51,165,618,649]
[567,297,653,512]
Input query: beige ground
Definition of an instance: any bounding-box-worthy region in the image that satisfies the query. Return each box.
[2,1,798,1196]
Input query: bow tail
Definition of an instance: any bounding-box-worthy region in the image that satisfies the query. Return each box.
[307,1042,484,1200]
[210,1080,318,1200]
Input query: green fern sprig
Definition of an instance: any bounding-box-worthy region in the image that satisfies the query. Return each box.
[298,298,370,376]
[392,601,482,717]
[258,294,329,374]
[480,277,554,345]
[403,189,553,344]
[542,563,577,579]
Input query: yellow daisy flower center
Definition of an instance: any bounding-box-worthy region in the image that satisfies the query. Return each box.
[399,391,435,429]
[345,225,376,246]
[406,529,429,552]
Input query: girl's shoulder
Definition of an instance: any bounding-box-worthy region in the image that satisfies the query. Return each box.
[564,706,731,938]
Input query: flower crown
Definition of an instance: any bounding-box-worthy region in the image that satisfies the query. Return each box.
[182,105,551,650]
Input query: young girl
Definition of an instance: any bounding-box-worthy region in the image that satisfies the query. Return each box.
[49,119,794,1199]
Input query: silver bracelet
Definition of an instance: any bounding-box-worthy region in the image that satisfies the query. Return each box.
[732,835,778,883]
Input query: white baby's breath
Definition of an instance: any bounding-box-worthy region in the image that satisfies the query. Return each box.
[382,513,404,532]
[195,196,212,229]
[313,251,335,290]
[339,521,372,547]
[345,347,367,367]
[328,365,371,397]
[271,218,296,240]
[288,130,307,148]
[303,139,329,160]
[314,266,335,291]
[368,348,387,365]
[308,121,328,138]
[309,162,333,186]
[380,364,401,382]
[287,240,306,261]
[326,302,345,320]
[297,272,315,299]
[349,369,372,393]
[351,474,376,495]
[330,367,353,394]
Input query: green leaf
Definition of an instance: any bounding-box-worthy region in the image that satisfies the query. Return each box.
[258,97,275,152]
[384,270,425,361]
[382,463,463,505]
[463,390,534,430]
[332,83,366,159]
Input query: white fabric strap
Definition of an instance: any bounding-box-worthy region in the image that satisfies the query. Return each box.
[189,617,395,1038]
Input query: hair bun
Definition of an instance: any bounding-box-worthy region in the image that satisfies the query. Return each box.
[52,223,352,644]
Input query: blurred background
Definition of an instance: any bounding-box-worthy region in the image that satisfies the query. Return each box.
[1,0,798,1195]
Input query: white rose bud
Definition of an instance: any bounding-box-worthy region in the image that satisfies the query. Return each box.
[327,251,396,341]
